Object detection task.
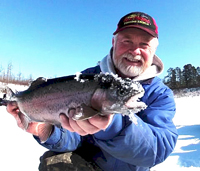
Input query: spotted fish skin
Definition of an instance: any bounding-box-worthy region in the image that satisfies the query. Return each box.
[4,73,147,127]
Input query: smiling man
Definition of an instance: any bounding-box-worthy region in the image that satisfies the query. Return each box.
[7,12,178,171]
[112,28,158,78]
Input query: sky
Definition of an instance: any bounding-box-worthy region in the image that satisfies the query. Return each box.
[0,0,200,79]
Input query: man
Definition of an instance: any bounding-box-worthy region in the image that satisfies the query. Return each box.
[7,12,178,171]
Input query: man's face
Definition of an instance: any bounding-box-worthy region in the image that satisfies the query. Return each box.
[112,28,158,78]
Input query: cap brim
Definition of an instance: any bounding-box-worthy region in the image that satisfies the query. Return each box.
[113,25,158,37]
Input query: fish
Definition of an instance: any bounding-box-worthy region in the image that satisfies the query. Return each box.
[1,73,147,142]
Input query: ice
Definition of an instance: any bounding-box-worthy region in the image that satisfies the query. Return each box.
[74,72,82,81]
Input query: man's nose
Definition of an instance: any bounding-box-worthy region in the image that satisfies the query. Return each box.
[128,44,141,55]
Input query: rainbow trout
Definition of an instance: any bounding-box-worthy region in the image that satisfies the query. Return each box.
[1,73,147,141]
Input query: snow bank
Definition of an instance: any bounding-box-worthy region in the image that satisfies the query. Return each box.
[173,87,200,98]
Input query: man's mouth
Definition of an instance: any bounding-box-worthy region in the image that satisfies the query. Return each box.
[124,58,142,66]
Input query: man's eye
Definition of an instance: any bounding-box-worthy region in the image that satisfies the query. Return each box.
[141,42,148,46]
[123,39,132,43]
[140,43,149,48]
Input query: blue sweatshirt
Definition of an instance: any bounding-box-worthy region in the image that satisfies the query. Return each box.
[35,63,177,171]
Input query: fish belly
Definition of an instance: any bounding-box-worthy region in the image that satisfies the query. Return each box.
[17,80,98,125]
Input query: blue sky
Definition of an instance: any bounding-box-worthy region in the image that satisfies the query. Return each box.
[0,0,199,79]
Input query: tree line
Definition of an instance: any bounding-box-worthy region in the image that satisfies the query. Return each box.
[163,64,200,89]
[0,62,33,86]
[0,62,200,90]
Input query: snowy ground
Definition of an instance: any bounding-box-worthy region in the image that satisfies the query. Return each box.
[0,84,47,171]
[152,96,200,171]
[0,84,200,170]
[0,107,47,171]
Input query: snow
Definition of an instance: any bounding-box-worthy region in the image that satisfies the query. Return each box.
[0,107,47,171]
[0,84,200,170]
[0,84,47,171]
[152,96,200,171]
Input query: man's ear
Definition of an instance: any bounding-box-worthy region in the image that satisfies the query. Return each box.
[112,37,115,46]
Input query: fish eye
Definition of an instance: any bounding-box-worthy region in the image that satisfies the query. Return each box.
[117,89,129,96]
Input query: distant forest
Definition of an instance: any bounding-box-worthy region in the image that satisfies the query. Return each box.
[0,62,33,85]
[0,62,199,90]
[163,64,200,90]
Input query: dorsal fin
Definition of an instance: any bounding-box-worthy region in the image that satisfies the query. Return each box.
[28,77,47,91]
[26,74,97,91]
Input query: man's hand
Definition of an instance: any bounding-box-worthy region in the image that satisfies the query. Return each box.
[6,102,49,137]
[59,88,115,136]
[60,112,114,136]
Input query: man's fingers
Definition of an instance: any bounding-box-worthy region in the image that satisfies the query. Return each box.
[60,113,75,132]
[88,114,114,130]
[60,112,106,135]
[69,119,88,136]
[60,113,88,136]
[76,119,99,135]
[68,108,76,118]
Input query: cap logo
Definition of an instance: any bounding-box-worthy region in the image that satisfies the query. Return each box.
[113,12,158,37]
[123,14,151,26]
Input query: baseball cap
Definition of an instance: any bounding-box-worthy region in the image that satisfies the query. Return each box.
[113,12,158,37]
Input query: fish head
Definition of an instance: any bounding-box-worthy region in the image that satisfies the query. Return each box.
[94,73,145,113]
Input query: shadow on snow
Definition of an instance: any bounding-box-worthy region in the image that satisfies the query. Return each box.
[171,125,200,167]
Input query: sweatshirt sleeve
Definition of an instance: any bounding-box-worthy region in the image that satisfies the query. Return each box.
[93,81,178,167]
[34,126,81,152]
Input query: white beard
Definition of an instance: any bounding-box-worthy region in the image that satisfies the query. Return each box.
[113,53,145,77]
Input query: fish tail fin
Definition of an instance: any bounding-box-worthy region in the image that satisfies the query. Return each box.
[37,123,53,143]
[18,111,30,130]
[5,87,16,100]
[0,98,8,106]
[0,87,17,106]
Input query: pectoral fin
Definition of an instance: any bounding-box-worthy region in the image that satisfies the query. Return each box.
[18,111,30,130]
[18,111,53,143]
[37,123,53,143]
[72,104,99,120]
